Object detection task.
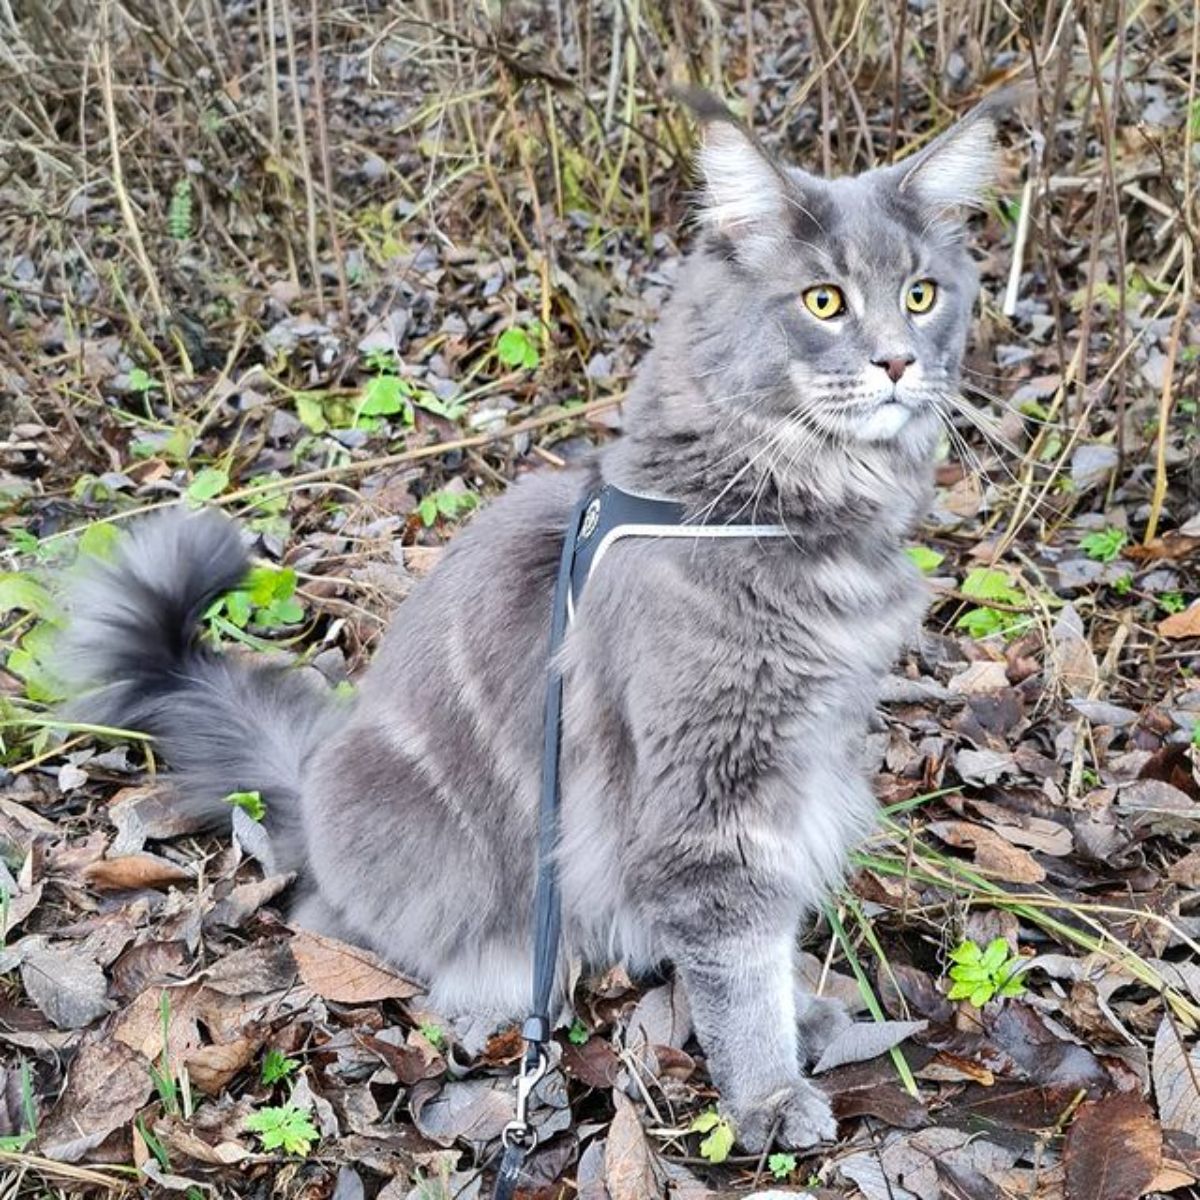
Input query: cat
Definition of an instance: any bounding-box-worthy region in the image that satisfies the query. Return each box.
[60,91,1004,1151]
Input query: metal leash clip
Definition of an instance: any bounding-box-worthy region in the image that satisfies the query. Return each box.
[501,1047,548,1149]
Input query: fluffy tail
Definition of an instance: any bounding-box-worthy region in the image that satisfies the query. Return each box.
[59,509,335,874]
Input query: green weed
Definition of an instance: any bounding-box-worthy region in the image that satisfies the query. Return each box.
[946,938,1026,1007]
[244,1103,319,1155]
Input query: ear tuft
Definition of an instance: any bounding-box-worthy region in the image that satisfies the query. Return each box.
[698,121,792,234]
[897,89,1021,211]
[675,89,793,240]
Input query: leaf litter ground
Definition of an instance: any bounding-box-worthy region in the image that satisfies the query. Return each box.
[0,3,1198,1198]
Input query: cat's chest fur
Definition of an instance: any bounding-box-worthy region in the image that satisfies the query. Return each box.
[559,533,926,965]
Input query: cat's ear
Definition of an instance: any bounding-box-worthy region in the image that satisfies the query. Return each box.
[677,89,796,242]
[895,91,1015,211]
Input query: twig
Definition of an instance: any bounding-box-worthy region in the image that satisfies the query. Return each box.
[96,0,167,324]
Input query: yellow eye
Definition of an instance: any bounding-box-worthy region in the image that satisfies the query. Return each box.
[906,279,937,314]
[801,284,845,320]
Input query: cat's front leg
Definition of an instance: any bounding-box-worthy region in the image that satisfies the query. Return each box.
[664,929,836,1151]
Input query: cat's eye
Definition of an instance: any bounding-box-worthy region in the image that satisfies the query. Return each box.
[905,279,937,314]
[801,284,845,320]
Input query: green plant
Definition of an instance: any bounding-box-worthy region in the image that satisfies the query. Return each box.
[768,1152,797,1180]
[905,545,945,574]
[1112,573,1134,596]
[225,790,266,822]
[149,992,181,1116]
[1159,591,1188,615]
[205,565,304,638]
[567,1019,589,1045]
[0,571,65,704]
[168,179,193,241]
[128,367,158,395]
[946,937,1026,1007]
[187,466,229,503]
[136,1115,171,1171]
[417,489,478,528]
[1191,721,1200,748]
[1080,527,1127,563]
[244,1103,319,1155]
[261,1047,300,1086]
[418,1021,446,1050]
[956,568,1028,640]
[689,1109,734,1164]
[495,325,540,370]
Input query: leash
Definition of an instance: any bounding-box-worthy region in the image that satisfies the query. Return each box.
[492,483,788,1199]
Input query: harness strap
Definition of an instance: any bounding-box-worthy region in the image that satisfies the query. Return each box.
[493,484,788,1197]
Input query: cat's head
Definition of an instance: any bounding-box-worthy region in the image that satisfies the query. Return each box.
[670,92,1006,459]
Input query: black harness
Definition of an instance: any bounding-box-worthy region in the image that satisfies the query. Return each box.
[492,483,788,1198]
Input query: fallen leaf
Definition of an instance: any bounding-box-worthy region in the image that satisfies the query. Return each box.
[626,979,691,1050]
[289,928,421,1003]
[409,1078,513,1146]
[814,1020,927,1074]
[1153,1016,1200,1139]
[185,1035,261,1095]
[19,938,112,1029]
[84,852,193,891]
[1159,604,1200,639]
[605,1090,662,1200]
[927,820,1045,883]
[39,1039,153,1162]
[1064,1092,1162,1200]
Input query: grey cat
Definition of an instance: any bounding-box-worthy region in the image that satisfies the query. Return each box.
[61,94,1003,1150]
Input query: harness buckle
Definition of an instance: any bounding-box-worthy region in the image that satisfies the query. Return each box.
[501,1047,549,1149]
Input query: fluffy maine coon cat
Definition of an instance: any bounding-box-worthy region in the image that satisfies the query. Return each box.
[62,93,1004,1149]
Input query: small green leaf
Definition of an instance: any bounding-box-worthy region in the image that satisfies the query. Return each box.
[224,790,266,822]
[418,1022,446,1050]
[261,1048,300,1086]
[905,545,945,574]
[224,590,252,628]
[187,467,229,502]
[688,1110,721,1135]
[417,495,438,527]
[1079,527,1127,563]
[697,1116,735,1164]
[0,574,56,619]
[295,393,328,433]
[78,522,120,561]
[567,1020,589,1045]
[947,942,982,965]
[128,367,157,394]
[969,983,993,1008]
[359,374,409,417]
[946,980,975,1001]
[768,1152,797,1180]
[244,1104,318,1155]
[980,938,1009,973]
[496,326,540,370]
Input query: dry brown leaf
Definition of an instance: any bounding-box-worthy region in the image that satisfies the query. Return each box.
[927,820,1046,883]
[289,927,421,1004]
[184,1035,261,1095]
[605,1091,663,1200]
[39,1039,153,1162]
[84,852,193,891]
[19,937,112,1030]
[1159,604,1200,639]
[1064,1092,1162,1200]
[113,983,203,1061]
[1154,1016,1200,1139]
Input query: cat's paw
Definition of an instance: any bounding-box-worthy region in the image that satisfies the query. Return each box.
[795,992,852,1066]
[730,1079,837,1152]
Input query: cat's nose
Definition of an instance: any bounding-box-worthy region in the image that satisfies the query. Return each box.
[871,354,915,383]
